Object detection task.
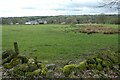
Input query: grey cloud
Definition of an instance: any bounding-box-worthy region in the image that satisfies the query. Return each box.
[60,2,99,9]
[51,1,100,12]
[52,8,82,11]
[53,8,66,11]
[22,7,36,10]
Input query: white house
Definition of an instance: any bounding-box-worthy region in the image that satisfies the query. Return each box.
[25,20,47,25]
[25,21,38,25]
[25,22,31,25]
[10,22,13,25]
[16,23,19,25]
[44,21,47,24]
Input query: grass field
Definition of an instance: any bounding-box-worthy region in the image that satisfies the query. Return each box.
[2,24,118,65]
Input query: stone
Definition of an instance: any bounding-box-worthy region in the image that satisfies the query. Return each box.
[46,70,54,78]
[63,64,77,77]
[46,64,56,70]
[28,58,35,64]
[77,61,86,70]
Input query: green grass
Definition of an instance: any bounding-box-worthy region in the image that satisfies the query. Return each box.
[2,24,118,65]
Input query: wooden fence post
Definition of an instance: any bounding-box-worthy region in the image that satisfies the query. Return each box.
[14,42,19,55]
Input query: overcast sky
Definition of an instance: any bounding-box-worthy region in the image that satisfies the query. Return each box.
[0,0,118,17]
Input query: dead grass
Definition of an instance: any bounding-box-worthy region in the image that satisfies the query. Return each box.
[74,24,119,34]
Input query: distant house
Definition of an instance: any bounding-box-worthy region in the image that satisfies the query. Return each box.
[10,22,13,25]
[16,23,19,25]
[37,19,47,24]
[38,20,43,24]
[25,20,47,25]
[30,21,38,25]
[61,22,66,24]
[25,22,31,25]
[25,21,38,25]
[44,21,47,24]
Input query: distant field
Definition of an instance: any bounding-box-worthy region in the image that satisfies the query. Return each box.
[2,24,118,65]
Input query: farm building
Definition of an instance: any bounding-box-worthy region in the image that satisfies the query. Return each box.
[25,21,38,25]
[37,19,47,24]
[25,20,47,25]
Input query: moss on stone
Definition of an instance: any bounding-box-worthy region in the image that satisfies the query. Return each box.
[3,63,12,69]
[93,63,97,69]
[77,61,86,70]
[102,60,110,68]
[2,49,19,65]
[37,63,45,69]
[27,63,38,72]
[25,69,42,78]
[87,58,96,64]
[28,58,35,64]
[17,55,28,63]
[2,50,14,59]
[97,63,103,71]
[63,64,77,77]
[25,72,34,77]
[96,58,102,64]
[32,69,41,75]
[41,68,47,76]
[10,58,22,66]
[17,64,28,72]
[8,67,25,77]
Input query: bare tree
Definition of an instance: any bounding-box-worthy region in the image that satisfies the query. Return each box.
[98,0,120,10]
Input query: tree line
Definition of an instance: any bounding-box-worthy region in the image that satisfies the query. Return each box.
[1,14,119,25]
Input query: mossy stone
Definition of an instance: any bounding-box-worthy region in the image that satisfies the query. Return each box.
[2,49,19,65]
[8,67,25,77]
[28,58,35,64]
[25,68,43,79]
[18,64,28,72]
[96,58,102,64]
[33,69,41,75]
[77,61,86,70]
[41,68,47,76]
[102,60,109,68]
[27,63,38,72]
[92,70,99,74]
[37,63,45,69]
[86,57,97,65]
[63,64,77,77]
[10,58,22,67]
[2,54,14,65]
[46,64,56,70]
[17,55,28,63]
[97,63,103,71]
[25,72,34,77]
[3,63,12,69]
[93,63,97,69]
[108,53,118,64]
[2,50,14,59]
[88,64,94,69]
